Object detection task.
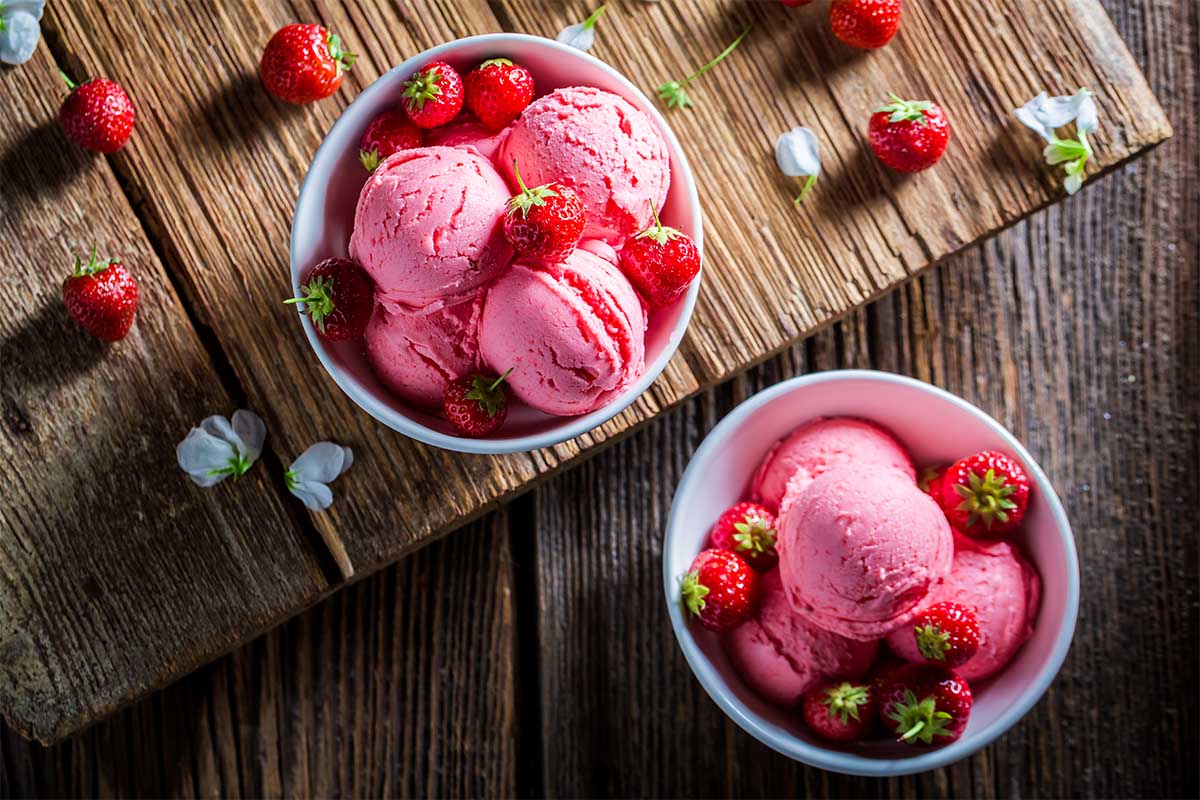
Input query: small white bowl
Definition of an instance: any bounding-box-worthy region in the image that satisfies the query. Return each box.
[290,33,702,455]
[663,370,1079,776]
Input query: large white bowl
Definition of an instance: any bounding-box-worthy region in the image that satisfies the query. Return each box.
[663,370,1079,776]
[290,33,702,455]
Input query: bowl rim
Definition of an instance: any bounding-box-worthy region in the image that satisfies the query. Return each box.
[290,32,703,455]
[662,369,1079,776]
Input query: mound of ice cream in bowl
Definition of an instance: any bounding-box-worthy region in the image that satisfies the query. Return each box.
[664,371,1078,776]
[290,34,701,454]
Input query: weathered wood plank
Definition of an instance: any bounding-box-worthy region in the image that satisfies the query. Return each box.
[0,48,328,744]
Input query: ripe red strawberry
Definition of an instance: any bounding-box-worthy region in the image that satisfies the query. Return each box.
[869,94,950,173]
[880,664,973,745]
[402,61,464,129]
[62,245,138,341]
[443,370,512,437]
[940,450,1031,536]
[260,24,356,104]
[359,110,423,172]
[284,257,374,341]
[914,602,980,668]
[464,58,535,132]
[503,161,585,261]
[709,502,778,573]
[829,0,902,49]
[681,549,760,632]
[801,680,876,743]
[918,465,947,501]
[58,73,135,153]
[618,206,701,309]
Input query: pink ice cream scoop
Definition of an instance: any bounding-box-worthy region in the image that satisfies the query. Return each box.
[426,114,511,161]
[723,570,878,707]
[777,466,953,641]
[750,417,916,513]
[498,86,670,245]
[364,295,482,408]
[478,246,646,416]
[886,534,1041,681]
[349,146,513,314]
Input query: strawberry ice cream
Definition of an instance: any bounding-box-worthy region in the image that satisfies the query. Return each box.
[349,146,513,314]
[364,296,482,408]
[478,246,646,416]
[427,114,510,160]
[723,570,878,707]
[777,466,953,641]
[750,417,916,513]
[498,87,670,245]
[886,534,1041,681]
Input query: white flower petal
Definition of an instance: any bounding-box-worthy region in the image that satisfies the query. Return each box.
[290,442,352,484]
[556,22,595,52]
[290,479,335,511]
[177,428,237,487]
[1075,90,1098,135]
[775,127,821,178]
[0,9,42,65]
[199,414,238,445]
[1014,88,1096,142]
[232,409,266,461]
[1064,171,1083,195]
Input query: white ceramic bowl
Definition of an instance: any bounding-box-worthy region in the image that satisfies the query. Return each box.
[663,370,1079,776]
[290,34,702,454]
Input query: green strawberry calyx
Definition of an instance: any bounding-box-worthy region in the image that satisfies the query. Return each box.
[403,65,446,112]
[878,93,934,125]
[71,244,117,278]
[731,511,776,556]
[952,468,1018,529]
[888,689,953,745]
[658,24,751,110]
[359,148,382,172]
[283,275,337,333]
[680,569,709,616]
[915,622,951,661]
[480,58,514,69]
[507,161,560,218]
[635,203,683,246]
[326,33,357,73]
[823,682,870,726]
[466,368,512,418]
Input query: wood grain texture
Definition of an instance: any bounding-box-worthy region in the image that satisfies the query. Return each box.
[0,514,516,797]
[0,50,328,743]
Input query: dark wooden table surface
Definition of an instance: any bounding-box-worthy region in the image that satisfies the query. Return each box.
[1,0,1196,797]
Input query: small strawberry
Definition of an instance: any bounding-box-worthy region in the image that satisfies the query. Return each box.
[914,602,980,668]
[58,72,135,153]
[618,205,701,309]
[869,94,950,173]
[401,61,465,129]
[503,161,585,261]
[443,370,512,437]
[940,450,1031,536]
[62,245,138,341]
[464,58,535,132]
[829,0,902,50]
[359,110,423,172]
[680,549,760,632]
[260,24,355,104]
[284,257,375,341]
[880,664,973,745]
[709,502,778,573]
[801,680,876,743]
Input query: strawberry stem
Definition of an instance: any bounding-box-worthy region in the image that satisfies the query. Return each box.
[488,367,514,392]
[512,160,529,195]
[327,33,357,73]
[507,160,558,218]
[284,276,336,333]
[59,69,78,92]
[657,25,751,110]
[71,244,114,277]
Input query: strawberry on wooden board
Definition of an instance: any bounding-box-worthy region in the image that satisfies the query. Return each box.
[914,602,980,668]
[829,0,902,50]
[62,245,138,341]
[464,58,535,132]
[503,161,585,261]
[358,110,423,172]
[617,205,701,309]
[709,501,778,573]
[940,450,1031,536]
[58,72,135,153]
[680,549,760,632]
[284,257,374,341]
[879,664,973,745]
[402,61,465,129]
[868,94,951,173]
[443,370,512,437]
[801,680,876,743]
[260,24,355,104]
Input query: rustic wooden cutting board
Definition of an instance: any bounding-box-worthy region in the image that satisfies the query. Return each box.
[0,0,1170,742]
